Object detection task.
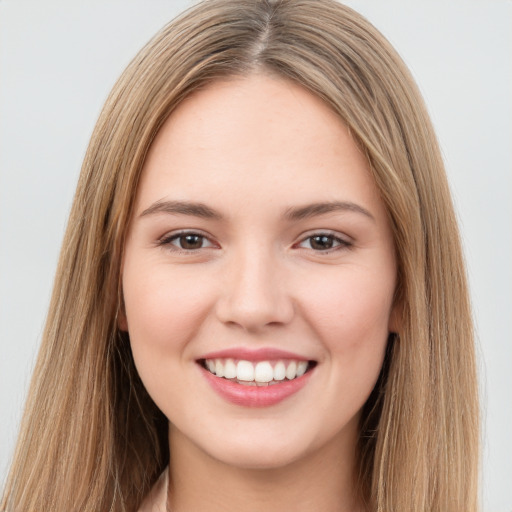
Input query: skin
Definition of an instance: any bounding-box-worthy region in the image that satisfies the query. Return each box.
[121,74,399,512]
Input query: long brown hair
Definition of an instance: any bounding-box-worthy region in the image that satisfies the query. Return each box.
[1,1,479,511]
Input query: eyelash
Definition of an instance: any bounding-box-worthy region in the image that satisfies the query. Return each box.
[157,231,216,253]
[295,232,352,253]
[158,230,352,254]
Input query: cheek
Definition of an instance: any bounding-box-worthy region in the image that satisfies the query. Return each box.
[122,262,220,419]
[122,264,213,387]
[124,264,207,341]
[298,266,394,368]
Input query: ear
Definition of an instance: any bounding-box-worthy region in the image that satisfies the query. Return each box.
[117,255,129,332]
[117,279,129,332]
[118,307,128,332]
[388,299,402,335]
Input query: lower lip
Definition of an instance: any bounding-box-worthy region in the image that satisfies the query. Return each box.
[200,365,313,407]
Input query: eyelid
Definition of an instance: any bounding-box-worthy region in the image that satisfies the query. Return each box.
[157,229,219,250]
[293,230,353,252]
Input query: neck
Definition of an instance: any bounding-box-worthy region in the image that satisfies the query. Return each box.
[167,424,364,512]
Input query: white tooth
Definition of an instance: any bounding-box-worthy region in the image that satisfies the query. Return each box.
[215,359,224,378]
[296,361,308,377]
[206,359,216,373]
[224,358,237,379]
[285,361,297,380]
[238,380,256,386]
[269,381,280,386]
[237,360,254,381]
[273,361,286,381]
[254,361,273,382]
[256,381,269,387]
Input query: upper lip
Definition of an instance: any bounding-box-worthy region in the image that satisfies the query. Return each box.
[198,347,312,362]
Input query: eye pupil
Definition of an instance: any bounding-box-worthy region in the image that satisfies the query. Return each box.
[310,235,334,250]
[180,234,203,249]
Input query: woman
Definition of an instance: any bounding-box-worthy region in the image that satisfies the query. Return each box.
[1,1,479,511]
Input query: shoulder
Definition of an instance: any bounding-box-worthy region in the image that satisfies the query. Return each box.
[137,468,168,512]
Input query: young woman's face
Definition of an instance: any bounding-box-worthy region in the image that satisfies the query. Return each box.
[121,75,398,470]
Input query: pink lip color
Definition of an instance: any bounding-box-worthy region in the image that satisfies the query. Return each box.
[199,365,313,407]
[199,347,309,362]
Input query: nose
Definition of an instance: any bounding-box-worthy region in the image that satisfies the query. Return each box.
[215,248,294,332]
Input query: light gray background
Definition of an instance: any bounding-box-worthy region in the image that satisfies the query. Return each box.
[1,1,511,510]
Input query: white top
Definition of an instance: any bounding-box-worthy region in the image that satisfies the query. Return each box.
[137,469,168,512]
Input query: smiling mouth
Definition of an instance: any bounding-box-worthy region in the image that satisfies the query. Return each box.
[199,358,317,386]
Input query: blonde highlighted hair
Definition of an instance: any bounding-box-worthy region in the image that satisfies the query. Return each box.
[1,1,479,511]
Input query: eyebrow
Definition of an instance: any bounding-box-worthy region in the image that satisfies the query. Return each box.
[139,200,223,220]
[139,199,374,222]
[284,201,375,222]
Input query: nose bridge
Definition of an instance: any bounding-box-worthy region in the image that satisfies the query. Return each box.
[216,242,293,330]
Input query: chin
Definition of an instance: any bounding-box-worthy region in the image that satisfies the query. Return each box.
[207,439,308,471]
[194,419,339,472]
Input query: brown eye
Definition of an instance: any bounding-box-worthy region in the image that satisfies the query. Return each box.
[176,234,206,250]
[309,235,335,250]
[159,231,215,251]
[297,233,350,252]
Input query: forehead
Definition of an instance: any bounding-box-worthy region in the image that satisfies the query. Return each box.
[135,74,382,218]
